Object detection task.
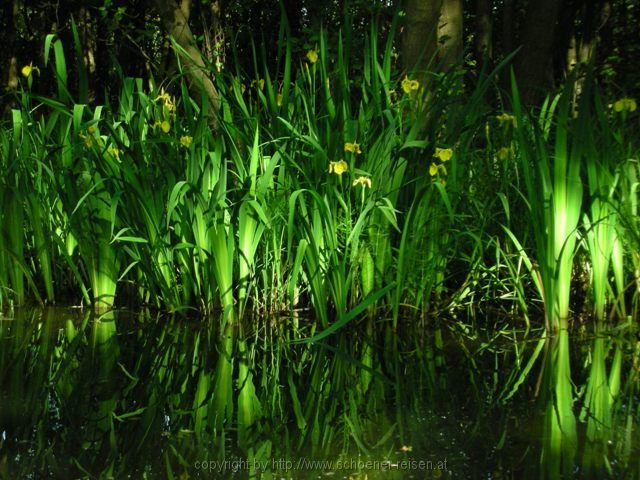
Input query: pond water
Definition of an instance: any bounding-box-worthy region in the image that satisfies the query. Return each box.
[0,308,638,479]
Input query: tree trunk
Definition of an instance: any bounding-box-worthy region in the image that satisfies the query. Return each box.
[77,5,97,103]
[2,0,19,115]
[578,1,610,65]
[402,0,443,75]
[516,0,564,105]
[474,0,492,62]
[201,0,225,73]
[152,0,221,128]
[438,0,464,69]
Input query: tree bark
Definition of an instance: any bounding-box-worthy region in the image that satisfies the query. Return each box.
[152,0,221,128]
[77,5,97,103]
[2,0,19,114]
[515,0,564,105]
[201,0,225,73]
[402,0,443,75]
[438,0,464,69]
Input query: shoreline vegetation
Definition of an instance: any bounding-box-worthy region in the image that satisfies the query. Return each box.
[0,22,638,329]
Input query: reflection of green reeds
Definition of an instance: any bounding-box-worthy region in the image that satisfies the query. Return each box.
[580,331,621,477]
[91,312,119,434]
[540,330,577,478]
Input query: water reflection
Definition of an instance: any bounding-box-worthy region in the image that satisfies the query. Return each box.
[0,308,638,478]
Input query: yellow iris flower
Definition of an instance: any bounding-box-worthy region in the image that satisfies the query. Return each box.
[155,88,171,104]
[329,160,348,176]
[496,113,517,128]
[401,76,419,94]
[344,142,362,154]
[21,62,40,77]
[180,135,193,148]
[497,146,511,160]
[352,176,372,188]
[108,147,120,160]
[306,49,319,64]
[251,78,265,90]
[434,148,453,161]
[614,98,637,113]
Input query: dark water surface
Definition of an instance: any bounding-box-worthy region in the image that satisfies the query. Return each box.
[0,308,638,479]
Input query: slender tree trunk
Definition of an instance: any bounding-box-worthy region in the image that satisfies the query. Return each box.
[152,0,221,128]
[567,35,579,73]
[475,0,492,62]
[438,0,464,69]
[516,0,564,105]
[201,0,225,73]
[579,1,610,65]
[2,0,19,115]
[402,0,443,76]
[566,1,611,113]
[77,5,97,103]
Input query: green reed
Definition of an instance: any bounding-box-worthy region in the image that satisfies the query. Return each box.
[511,76,584,331]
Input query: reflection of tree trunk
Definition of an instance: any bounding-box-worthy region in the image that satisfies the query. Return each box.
[475,0,492,62]
[516,0,563,105]
[438,0,463,69]
[152,0,221,128]
[402,0,442,76]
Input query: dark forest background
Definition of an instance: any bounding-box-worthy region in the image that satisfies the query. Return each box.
[1,0,638,114]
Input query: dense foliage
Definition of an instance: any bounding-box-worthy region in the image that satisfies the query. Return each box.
[1,3,640,478]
